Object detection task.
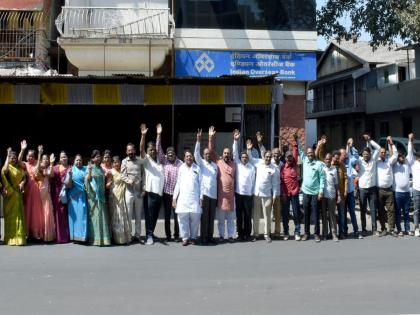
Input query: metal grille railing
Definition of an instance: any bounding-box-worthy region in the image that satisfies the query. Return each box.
[55,7,175,39]
[0,10,47,64]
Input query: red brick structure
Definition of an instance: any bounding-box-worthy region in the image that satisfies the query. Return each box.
[279,94,306,148]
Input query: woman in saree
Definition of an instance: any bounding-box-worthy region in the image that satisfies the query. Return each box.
[35,146,56,242]
[85,150,111,246]
[1,148,26,245]
[19,140,44,240]
[68,154,88,242]
[101,150,112,177]
[106,156,131,245]
[51,151,70,243]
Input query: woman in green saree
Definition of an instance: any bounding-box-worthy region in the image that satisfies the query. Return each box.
[85,150,111,246]
[1,148,26,246]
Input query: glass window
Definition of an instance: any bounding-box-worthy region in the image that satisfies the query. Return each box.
[175,0,316,31]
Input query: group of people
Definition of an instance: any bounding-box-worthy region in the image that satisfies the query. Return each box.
[1,124,419,246]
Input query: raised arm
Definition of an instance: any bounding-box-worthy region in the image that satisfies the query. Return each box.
[47,153,55,178]
[208,126,218,162]
[156,123,167,164]
[194,129,204,167]
[295,134,305,162]
[140,124,148,159]
[369,138,381,160]
[2,148,11,174]
[315,136,327,161]
[246,138,259,165]
[407,133,415,166]
[291,135,299,164]
[232,129,241,164]
[387,136,398,165]
[35,145,43,176]
[347,138,360,165]
[18,140,27,169]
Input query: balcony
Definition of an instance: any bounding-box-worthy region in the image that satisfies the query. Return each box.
[366,78,420,114]
[55,6,175,75]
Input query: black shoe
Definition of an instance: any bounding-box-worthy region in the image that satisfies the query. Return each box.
[208,238,217,245]
[174,238,181,243]
[165,237,172,242]
[227,237,235,243]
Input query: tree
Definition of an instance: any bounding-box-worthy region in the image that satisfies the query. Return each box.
[317,0,420,47]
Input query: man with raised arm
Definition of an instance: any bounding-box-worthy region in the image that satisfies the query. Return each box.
[140,124,165,245]
[208,126,236,243]
[393,134,413,236]
[232,129,255,242]
[376,136,398,236]
[340,138,362,239]
[351,133,381,236]
[298,136,325,242]
[156,123,183,242]
[247,139,279,243]
[194,128,218,245]
[406,133,420,236]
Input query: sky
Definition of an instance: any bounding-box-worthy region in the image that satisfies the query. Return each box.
[316,0,372,50]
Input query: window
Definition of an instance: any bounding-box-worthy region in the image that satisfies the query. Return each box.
[402,116,412,137]
[379,121,389,137]
[175,0,316,31]
[384,70,389,84]
[398,67,406,83]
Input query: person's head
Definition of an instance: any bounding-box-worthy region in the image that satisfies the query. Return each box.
[245,137,253,147]
[398,153,406,164]
[112,156,121,171]
[41,154,49,168]
[91,149,101,166]
[362,147,371,162]
[240,151,249,165]
[166,146,176,163]
[272,148,280,164]
[74,154,83,168]
[332,150,340,165]
[264,150,272,165]
[147,141,156,160]
[126,143,136,159]
[306,147,315,161]
[339,148,347,163]
[59,151,68,167]
[27,149,35,163]
[285,150,294,164]
[184,150,194,166]
[203,147,211,163]
[222,147,231,163]
[379,147,387,161]
[103,150,111,166]
[9,151,18,165]
[324,153,332,167]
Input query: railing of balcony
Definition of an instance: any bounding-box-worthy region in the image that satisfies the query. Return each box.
[55,7,175,39]
[306,90,366,115]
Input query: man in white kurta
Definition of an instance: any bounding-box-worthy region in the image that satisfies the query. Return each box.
[173,151,202,246]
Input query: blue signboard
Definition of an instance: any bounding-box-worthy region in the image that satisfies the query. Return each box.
[175,50,316,81]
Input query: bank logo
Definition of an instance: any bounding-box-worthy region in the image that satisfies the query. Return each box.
[195,52,215,73]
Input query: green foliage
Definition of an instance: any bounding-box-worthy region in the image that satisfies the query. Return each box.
[317,0,420,47]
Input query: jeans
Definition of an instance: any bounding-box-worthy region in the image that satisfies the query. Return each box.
[414,189,420,229]
[359,187,378,232]
[343,191,359,235]
[143,192,162,238]
[235,193,253,239]
[303,193,320,236]
[163,193,179,239]
[282,195,301,235]
[395,191,411,232]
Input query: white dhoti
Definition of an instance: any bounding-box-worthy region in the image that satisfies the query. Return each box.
[217,208,236,238]
[178,212,201,241]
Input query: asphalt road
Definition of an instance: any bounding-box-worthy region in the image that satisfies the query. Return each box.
[1,218,420,315]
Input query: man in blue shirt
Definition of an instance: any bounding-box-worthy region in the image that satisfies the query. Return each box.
[298,136,325,242]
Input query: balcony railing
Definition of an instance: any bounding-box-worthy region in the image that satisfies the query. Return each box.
[55,6,175,39]
[306,90,366,116]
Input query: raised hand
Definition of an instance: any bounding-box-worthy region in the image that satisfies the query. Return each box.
[7,147,12,156]
[362,134,371,142]
[233,129,241,141]
[140,124,148,135]
[38,145,43,154]
[321,135,327,145]
[197,128,202,142]
[293,133,299,141]
[20,140,27,151]
[256,131,263,144]
[409,133,414,142]
[387,136,393,145]
[209,126,216,137]
[156,123,162,135]
[246,139,253,150]
[347,138,354,147]
[49,153,55,164]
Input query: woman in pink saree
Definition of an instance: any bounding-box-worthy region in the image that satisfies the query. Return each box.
[51,151,70,243]
[34,145,56,242]
[19,140,44,240]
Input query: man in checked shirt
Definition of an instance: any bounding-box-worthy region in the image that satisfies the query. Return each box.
[156,123,183,242]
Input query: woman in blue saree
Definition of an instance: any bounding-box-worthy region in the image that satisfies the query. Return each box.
[85,150,111,246]
[68,154,88,242]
